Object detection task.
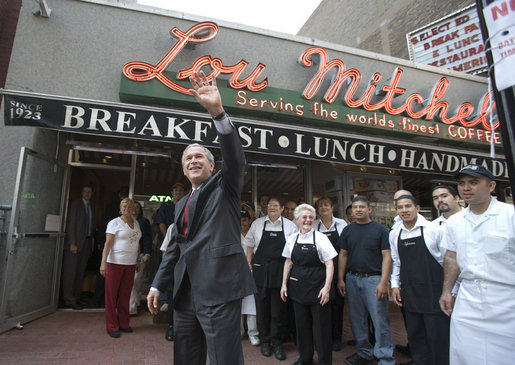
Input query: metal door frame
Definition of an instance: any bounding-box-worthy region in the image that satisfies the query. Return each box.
[0,147,69,334]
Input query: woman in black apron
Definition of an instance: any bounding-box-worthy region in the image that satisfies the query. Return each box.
[280,204,338,365]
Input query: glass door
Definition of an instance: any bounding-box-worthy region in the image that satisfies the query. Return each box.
[0,147,67,333]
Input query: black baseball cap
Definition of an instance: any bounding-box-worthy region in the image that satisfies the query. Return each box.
[454,164,495,180]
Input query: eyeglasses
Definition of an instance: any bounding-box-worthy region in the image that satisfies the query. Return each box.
[267,203,280,208]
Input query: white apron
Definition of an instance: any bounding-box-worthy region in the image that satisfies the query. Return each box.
[450,279,515,365]
[241,294,257,315]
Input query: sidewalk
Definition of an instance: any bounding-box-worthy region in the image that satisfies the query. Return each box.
[0,304,410,364]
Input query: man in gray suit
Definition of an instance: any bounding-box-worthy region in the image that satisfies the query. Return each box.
[62,184,94,309]
[147,71,256,365]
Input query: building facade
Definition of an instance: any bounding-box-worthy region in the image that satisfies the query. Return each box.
[0,0,508,332]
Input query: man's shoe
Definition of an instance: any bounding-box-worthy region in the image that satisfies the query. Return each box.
[120,327,133,333]
[332,340,342,352]
[108,331,120,338]
[165,325,174,341]
[260,343,272,357]
[293,360,313,365]
[395,344,410,355]
[272,344,286,361]
[249,335,260,346]
[347,339,357,346]
[345,353,373,365]
[63,303,84,310]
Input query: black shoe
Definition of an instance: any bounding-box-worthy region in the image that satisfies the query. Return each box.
[332,340,342,352]
[120,327,133,333]
[345,353,374,365]
[260,343,272,357]
[395,344,410,355]
[272,344,286,361]
[347,339,357,346]
[293,360,313,365]
[108,331,120,338]
[165,325,174,341]
[63,303,84,310]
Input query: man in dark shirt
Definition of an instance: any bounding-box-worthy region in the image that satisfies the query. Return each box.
[156,182,186,237]
[337,196,395,365]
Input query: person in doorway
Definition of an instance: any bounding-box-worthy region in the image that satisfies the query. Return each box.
[431,185,462,226]
[156,182,187,341]
[242,201,256,222]
[283,200,298,221]
[245,195,298,361]
[129,201,152,315]
[337,196,395,365]
[257,193,270,218]
[62,184,95,310]
[314,196,347,352]
[390,195,449,365]
[281,203,337,365]
[345,204,356,224]
[100,198,141,338]
[439,165,515,365]
[147,71,256,365]
[93,186,129,308]
[156,182,186,237]
[240,208,260,346]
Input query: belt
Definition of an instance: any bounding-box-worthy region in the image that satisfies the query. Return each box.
[348,271,381,278]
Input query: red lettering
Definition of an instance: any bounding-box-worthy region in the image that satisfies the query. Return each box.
[123,22,268,94]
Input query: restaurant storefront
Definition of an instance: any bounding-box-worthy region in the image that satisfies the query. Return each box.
[0,0,508,332]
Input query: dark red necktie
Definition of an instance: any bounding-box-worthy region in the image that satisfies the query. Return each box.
[182,189,197,235]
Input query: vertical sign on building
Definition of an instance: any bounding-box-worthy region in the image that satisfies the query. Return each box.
[406,4,487,74]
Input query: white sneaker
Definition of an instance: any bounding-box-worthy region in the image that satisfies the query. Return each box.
[249,335,260,346]
[160,303,169,312]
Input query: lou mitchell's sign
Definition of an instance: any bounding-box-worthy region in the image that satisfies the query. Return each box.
[120,21,500,147]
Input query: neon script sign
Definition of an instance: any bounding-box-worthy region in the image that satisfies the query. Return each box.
[123,22,497,131]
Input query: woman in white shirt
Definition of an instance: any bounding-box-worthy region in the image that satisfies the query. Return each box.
[100,198,141,338]
[281,204,337,365]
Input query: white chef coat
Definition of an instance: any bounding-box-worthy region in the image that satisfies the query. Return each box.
[244,215,298,252]
[282,229,338,263]
[314,216,347,236]
[442,197,515,365]
[389,215,445,288]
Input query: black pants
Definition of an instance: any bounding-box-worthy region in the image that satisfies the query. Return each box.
[293,300,332,365]
[173,275,243,365]
[405,310,450,365]
[255,287,286,345]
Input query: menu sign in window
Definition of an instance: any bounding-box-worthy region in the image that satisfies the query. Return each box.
[407,5,487,74]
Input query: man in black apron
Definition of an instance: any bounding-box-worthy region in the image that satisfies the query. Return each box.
[390,195,449,365]
[245,195,298,361]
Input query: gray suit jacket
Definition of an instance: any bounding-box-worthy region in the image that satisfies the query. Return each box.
[152,124,256,307]
[66,198,92,252]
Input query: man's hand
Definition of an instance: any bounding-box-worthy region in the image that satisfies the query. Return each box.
[392,287,402,307]
[439,292,455,317]
[318,286,331,306]
[337,279,346,296]
[189,71,224,118]
[375,280,389,301]
[147,290,161,315]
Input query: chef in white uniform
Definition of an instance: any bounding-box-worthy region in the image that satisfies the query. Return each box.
[439,164,515,365]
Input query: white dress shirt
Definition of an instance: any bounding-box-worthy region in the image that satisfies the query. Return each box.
[389,215,445,288]
[244,215,298,252]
